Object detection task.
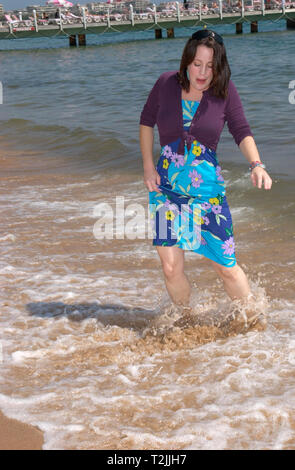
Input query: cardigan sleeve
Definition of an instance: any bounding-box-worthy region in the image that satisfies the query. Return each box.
[139,75,162,128]
[225,80,254,146]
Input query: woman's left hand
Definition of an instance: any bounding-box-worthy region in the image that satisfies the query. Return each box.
[250,167,272,190]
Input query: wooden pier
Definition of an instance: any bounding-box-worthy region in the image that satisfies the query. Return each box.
[0,8,294,47]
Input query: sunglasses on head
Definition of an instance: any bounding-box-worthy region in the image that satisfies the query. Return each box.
[191,29,224,46]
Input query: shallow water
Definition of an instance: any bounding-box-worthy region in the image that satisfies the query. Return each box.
[0,23,295,449]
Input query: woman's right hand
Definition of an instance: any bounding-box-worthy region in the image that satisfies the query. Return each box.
[143,165,161,193]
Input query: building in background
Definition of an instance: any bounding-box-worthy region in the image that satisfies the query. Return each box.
[86,2,109,12]
[26,5,56,15]
[87,1,154,13]
[0,5,6,24]
[134,0,150,12]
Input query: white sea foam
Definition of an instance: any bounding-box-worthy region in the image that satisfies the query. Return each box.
[0,234,16,242]
[11,350,48,363]
[0,296,294,449]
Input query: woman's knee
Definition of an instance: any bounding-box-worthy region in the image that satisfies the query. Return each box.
[156,246,185,280]
[162,259,184,280]
[211,261,241,281]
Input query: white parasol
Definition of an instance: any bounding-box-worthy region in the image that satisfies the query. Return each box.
[46,0,74,7]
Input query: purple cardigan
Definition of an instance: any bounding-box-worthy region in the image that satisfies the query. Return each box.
[139,70,254,155]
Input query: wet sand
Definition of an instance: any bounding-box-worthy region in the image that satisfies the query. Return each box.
[0,410,44,450]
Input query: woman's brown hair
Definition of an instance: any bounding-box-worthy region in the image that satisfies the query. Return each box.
[176,36,231,100]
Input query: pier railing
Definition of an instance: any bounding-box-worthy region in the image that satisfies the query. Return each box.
[1,1,295,41]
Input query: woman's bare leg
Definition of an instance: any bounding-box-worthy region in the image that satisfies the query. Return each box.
[208,259,267,329]
[208,260,251,301]
[156,245,192,307]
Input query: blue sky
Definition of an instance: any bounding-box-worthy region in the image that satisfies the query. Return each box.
[2,1,48,9]
[1,1,79,10]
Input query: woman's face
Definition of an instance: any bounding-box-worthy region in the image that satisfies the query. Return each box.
[187,45,214,92]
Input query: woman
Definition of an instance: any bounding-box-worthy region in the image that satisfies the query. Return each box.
[139,29,272,320]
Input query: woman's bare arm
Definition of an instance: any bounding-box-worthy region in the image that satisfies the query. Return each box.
[239,136,272,190]
[139,125,161,192]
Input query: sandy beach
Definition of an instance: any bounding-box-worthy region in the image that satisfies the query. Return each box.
[0,410,44,450]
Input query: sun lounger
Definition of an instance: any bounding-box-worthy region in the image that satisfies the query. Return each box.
[5,14,19,27]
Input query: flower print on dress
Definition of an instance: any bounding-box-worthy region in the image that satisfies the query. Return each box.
[163,158,169,169]
[164,199,178,213]
[189,169,203,188]
[192,143,202,157]
[216,165,224,182]
[162,145,173,158]
[165,210,175,221]
[209,197,219,206]
[201,216,210,225]
[171,152,185,168]
[222,236,235,256]
[199,144,206,154]
[211,204,222,215]
[201,202,211,211]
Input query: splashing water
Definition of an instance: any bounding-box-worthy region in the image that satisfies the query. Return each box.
[141,279,269,350]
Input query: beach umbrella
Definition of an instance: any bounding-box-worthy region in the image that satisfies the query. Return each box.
[46,0,74,7]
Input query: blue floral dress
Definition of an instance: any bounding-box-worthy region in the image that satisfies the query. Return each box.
[148,99,237,267]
